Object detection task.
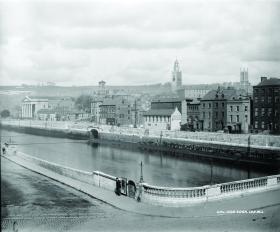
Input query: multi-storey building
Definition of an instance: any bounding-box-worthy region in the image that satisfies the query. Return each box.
[186,99,202,131]
[253,77,280,134]
[99,98,118,125]
[199,87,245,132]
[226,96,251,133]
[90,98,103,123]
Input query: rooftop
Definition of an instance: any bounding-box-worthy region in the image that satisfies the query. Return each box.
[143,109,175,116]
[152,94,181,103]
[201,87,246,101]
[256,78,280,87]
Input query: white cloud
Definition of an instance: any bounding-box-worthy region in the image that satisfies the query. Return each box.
[0,0,279,86]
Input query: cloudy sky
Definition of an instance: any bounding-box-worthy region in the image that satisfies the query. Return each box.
[0,0,279,86]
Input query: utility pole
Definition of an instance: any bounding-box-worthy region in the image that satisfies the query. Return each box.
[210,159,213,185]
[247,135,251,179]
[134,99,137,128]
[247,135,251,157]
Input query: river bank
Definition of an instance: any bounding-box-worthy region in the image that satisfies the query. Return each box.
[1,120,280,168]
[1,121,280,168]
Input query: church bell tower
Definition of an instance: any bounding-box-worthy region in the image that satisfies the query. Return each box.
[171,59,182,92]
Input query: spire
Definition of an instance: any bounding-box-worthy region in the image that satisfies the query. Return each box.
[174,59,180,71]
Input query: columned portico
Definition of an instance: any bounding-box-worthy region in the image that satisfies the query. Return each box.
[21,96,48,119]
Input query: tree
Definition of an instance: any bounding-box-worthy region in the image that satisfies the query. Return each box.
[75,95,93,113]
[0,109,10,118]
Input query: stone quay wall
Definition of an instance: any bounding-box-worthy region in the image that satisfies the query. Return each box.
[3,119,280,148]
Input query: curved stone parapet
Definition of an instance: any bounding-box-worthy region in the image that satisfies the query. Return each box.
[139,174,280,206]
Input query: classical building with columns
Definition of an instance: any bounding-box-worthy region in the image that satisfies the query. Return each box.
[21,96,49,119]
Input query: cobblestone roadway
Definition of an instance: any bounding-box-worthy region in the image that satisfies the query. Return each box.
[1,157,280,232]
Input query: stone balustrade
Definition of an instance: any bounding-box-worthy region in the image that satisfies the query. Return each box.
[220,177,268,194]
[142,184,206,198]
[139,174,280,206]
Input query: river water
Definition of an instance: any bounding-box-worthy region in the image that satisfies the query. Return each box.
[0,129,275,187]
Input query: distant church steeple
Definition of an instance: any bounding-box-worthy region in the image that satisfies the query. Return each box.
[171,59,182,92]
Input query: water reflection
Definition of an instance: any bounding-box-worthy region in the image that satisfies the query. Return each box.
[1,129,276,187]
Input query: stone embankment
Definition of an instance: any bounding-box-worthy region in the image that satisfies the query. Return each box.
[1,119,280,167]
[2,146,280,217]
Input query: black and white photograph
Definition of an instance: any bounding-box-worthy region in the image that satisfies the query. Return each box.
[0,0,280,231]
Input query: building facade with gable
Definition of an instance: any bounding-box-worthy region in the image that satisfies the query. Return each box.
[143,107,181,131]
[199,87,247,132]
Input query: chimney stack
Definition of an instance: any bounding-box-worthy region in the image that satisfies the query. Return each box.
[261,76,267,82]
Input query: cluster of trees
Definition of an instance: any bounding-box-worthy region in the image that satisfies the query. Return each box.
[75,95,93,113]
[0,109,10,118]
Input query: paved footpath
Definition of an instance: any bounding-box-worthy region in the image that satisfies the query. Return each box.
[1,156,280,232]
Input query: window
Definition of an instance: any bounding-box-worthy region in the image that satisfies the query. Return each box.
[255,108,258,116]
[261,121,265,129]
[268,108,272,116]
[236,115,239,122]
[255,97,259,103]
[203,103,205,108]
[268,97,272,103]
[215,112,218,118]
[230,115,233,123]
[255,121,258,128]
[222,112,224,117]
[236,106,239,112]
[245,115,248,122]
[222,102,224,107]
[245,106,248,112]
[261,97,265,102]
[230,106,233,112]
[203,112,205,119]
[208,103,211,108]
[261,108,265,116]
[208,112,211,119]
[215,103,218,108]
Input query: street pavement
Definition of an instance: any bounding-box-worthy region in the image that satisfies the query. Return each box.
[1,156,280,232]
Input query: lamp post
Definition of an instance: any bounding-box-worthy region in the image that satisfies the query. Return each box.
[140,161,144,183]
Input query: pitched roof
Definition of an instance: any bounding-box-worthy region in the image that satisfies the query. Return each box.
[143,109,175,116]
[151,95,181,103]
[100,98,119,106]
[201,87,245,101]
[256,78,280,87]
